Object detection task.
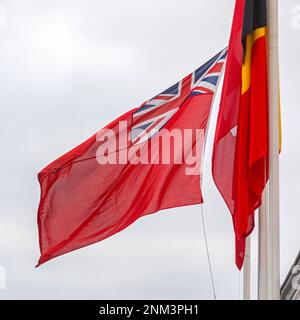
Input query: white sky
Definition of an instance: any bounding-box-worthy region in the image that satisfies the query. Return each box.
[0,0,299,299]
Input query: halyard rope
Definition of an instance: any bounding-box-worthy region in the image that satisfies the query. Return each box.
[201,205,217,300]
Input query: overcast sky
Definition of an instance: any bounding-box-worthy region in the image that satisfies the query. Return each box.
[0,0,299,300]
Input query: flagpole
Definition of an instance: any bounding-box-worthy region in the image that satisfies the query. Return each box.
[258,187,269,300]
[267,0,280,300]
[243,237,251,300]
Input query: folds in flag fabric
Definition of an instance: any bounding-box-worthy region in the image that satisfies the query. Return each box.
[212,0,269,269]
[37,49,227,266]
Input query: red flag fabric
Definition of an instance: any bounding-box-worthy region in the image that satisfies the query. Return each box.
[212,0,269,269]
[37,49,227,266]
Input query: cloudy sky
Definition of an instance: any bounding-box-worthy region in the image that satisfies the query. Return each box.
[0,0,299,300]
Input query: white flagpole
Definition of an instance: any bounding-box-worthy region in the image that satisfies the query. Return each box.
[267,0,280,300]
[243,237,251,300]
[258,187,269,300]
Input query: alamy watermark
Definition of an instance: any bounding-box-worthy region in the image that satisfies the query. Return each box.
[292,5,300,30]
[96,122,205,176]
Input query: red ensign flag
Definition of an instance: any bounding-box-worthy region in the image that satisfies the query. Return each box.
[37,49,226,266]
[212,0,269,269]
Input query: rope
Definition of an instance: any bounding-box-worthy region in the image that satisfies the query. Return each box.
[201,205,217,300]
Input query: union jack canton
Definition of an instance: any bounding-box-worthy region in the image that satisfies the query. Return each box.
[130,48,228,145]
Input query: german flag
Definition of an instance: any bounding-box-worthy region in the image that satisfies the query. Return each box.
[212,0,271,269]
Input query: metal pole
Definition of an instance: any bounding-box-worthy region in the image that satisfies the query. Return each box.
[243,237,251,300]
[267,0,280,300]
[258,186,269,300]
